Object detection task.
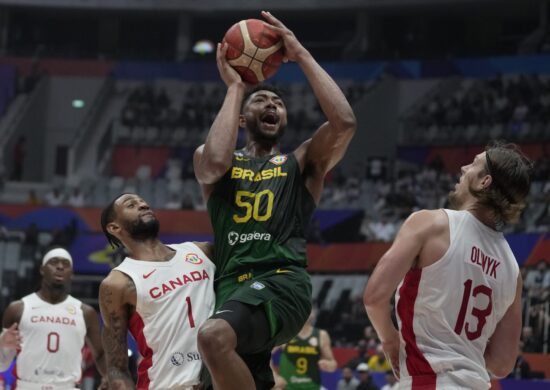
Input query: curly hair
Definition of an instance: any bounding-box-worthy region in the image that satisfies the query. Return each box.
[470,141,533,225]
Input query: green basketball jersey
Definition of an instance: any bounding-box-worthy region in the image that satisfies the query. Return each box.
[207,151,315,284]
[279,328,322,389]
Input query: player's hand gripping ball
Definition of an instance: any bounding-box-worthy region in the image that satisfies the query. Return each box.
[223,19,284,85]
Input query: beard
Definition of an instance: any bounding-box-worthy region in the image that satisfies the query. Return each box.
[247,119,286,142]
[126,217,160,241]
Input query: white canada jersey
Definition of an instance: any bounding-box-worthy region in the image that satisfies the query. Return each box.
[17,293,87,388]
[395,209,519,390]
[114,242,215,390]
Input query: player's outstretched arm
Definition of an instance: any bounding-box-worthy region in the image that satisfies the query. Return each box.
[0,301,23,371]
[364,210,440,378]
[484,274,523,378]
[99,272,135,390]
[318,329,337,372]
[82,303,107,379]
[262,11,356,186]
[194,43,246,188]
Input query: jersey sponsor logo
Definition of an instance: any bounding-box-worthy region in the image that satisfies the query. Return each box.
[286,345,318,355]
[31,315,77,327]
[214,309,233,315]
[143,269,157,279]
[469,246,501,279]
[228,232,239,245]
[230,166,287,182]
[228,231,272,246]
[185,253,203,265]
[170,351,202,366]
[250,282,265,290]
[269,155,287,165]
[149,270,210,299]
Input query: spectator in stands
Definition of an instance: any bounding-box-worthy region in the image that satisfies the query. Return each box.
[67,188,85,207]
[366,158,386,180]
[356,363,378,390]
[337,367,359,390]
[407,74,550,144]
[380,370,398,390]
[345,341,370,369]
[527,303,549,351]
[509,351,533,379]
[520,326,539,353]
[48,220,78,249]
[367,345,392,373]
[370,215,397,242]
[44,188,64,206]
[524,260,549,301]
[360,216,376,242]
[26,190,41,205]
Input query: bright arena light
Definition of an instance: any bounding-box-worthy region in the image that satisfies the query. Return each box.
[72,99,85,108]
[192,39,214,55]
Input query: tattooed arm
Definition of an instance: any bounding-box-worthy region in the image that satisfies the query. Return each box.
[99,270,137,390]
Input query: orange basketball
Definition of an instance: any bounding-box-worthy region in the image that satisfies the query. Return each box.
[223,19,284,84]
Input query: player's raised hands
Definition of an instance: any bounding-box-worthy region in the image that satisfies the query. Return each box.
[261,11,308,63]
[0,323,22,350]
[216,42,245,87]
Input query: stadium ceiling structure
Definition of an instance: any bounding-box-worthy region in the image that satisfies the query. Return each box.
[0,0,539,11]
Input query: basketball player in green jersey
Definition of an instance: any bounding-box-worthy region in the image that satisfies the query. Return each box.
[273,308,337,389]
[194,11,356,390]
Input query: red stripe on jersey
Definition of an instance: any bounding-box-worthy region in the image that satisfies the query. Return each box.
[129,311,153,390]
[397,268,436,389]
[12,358,17,389]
